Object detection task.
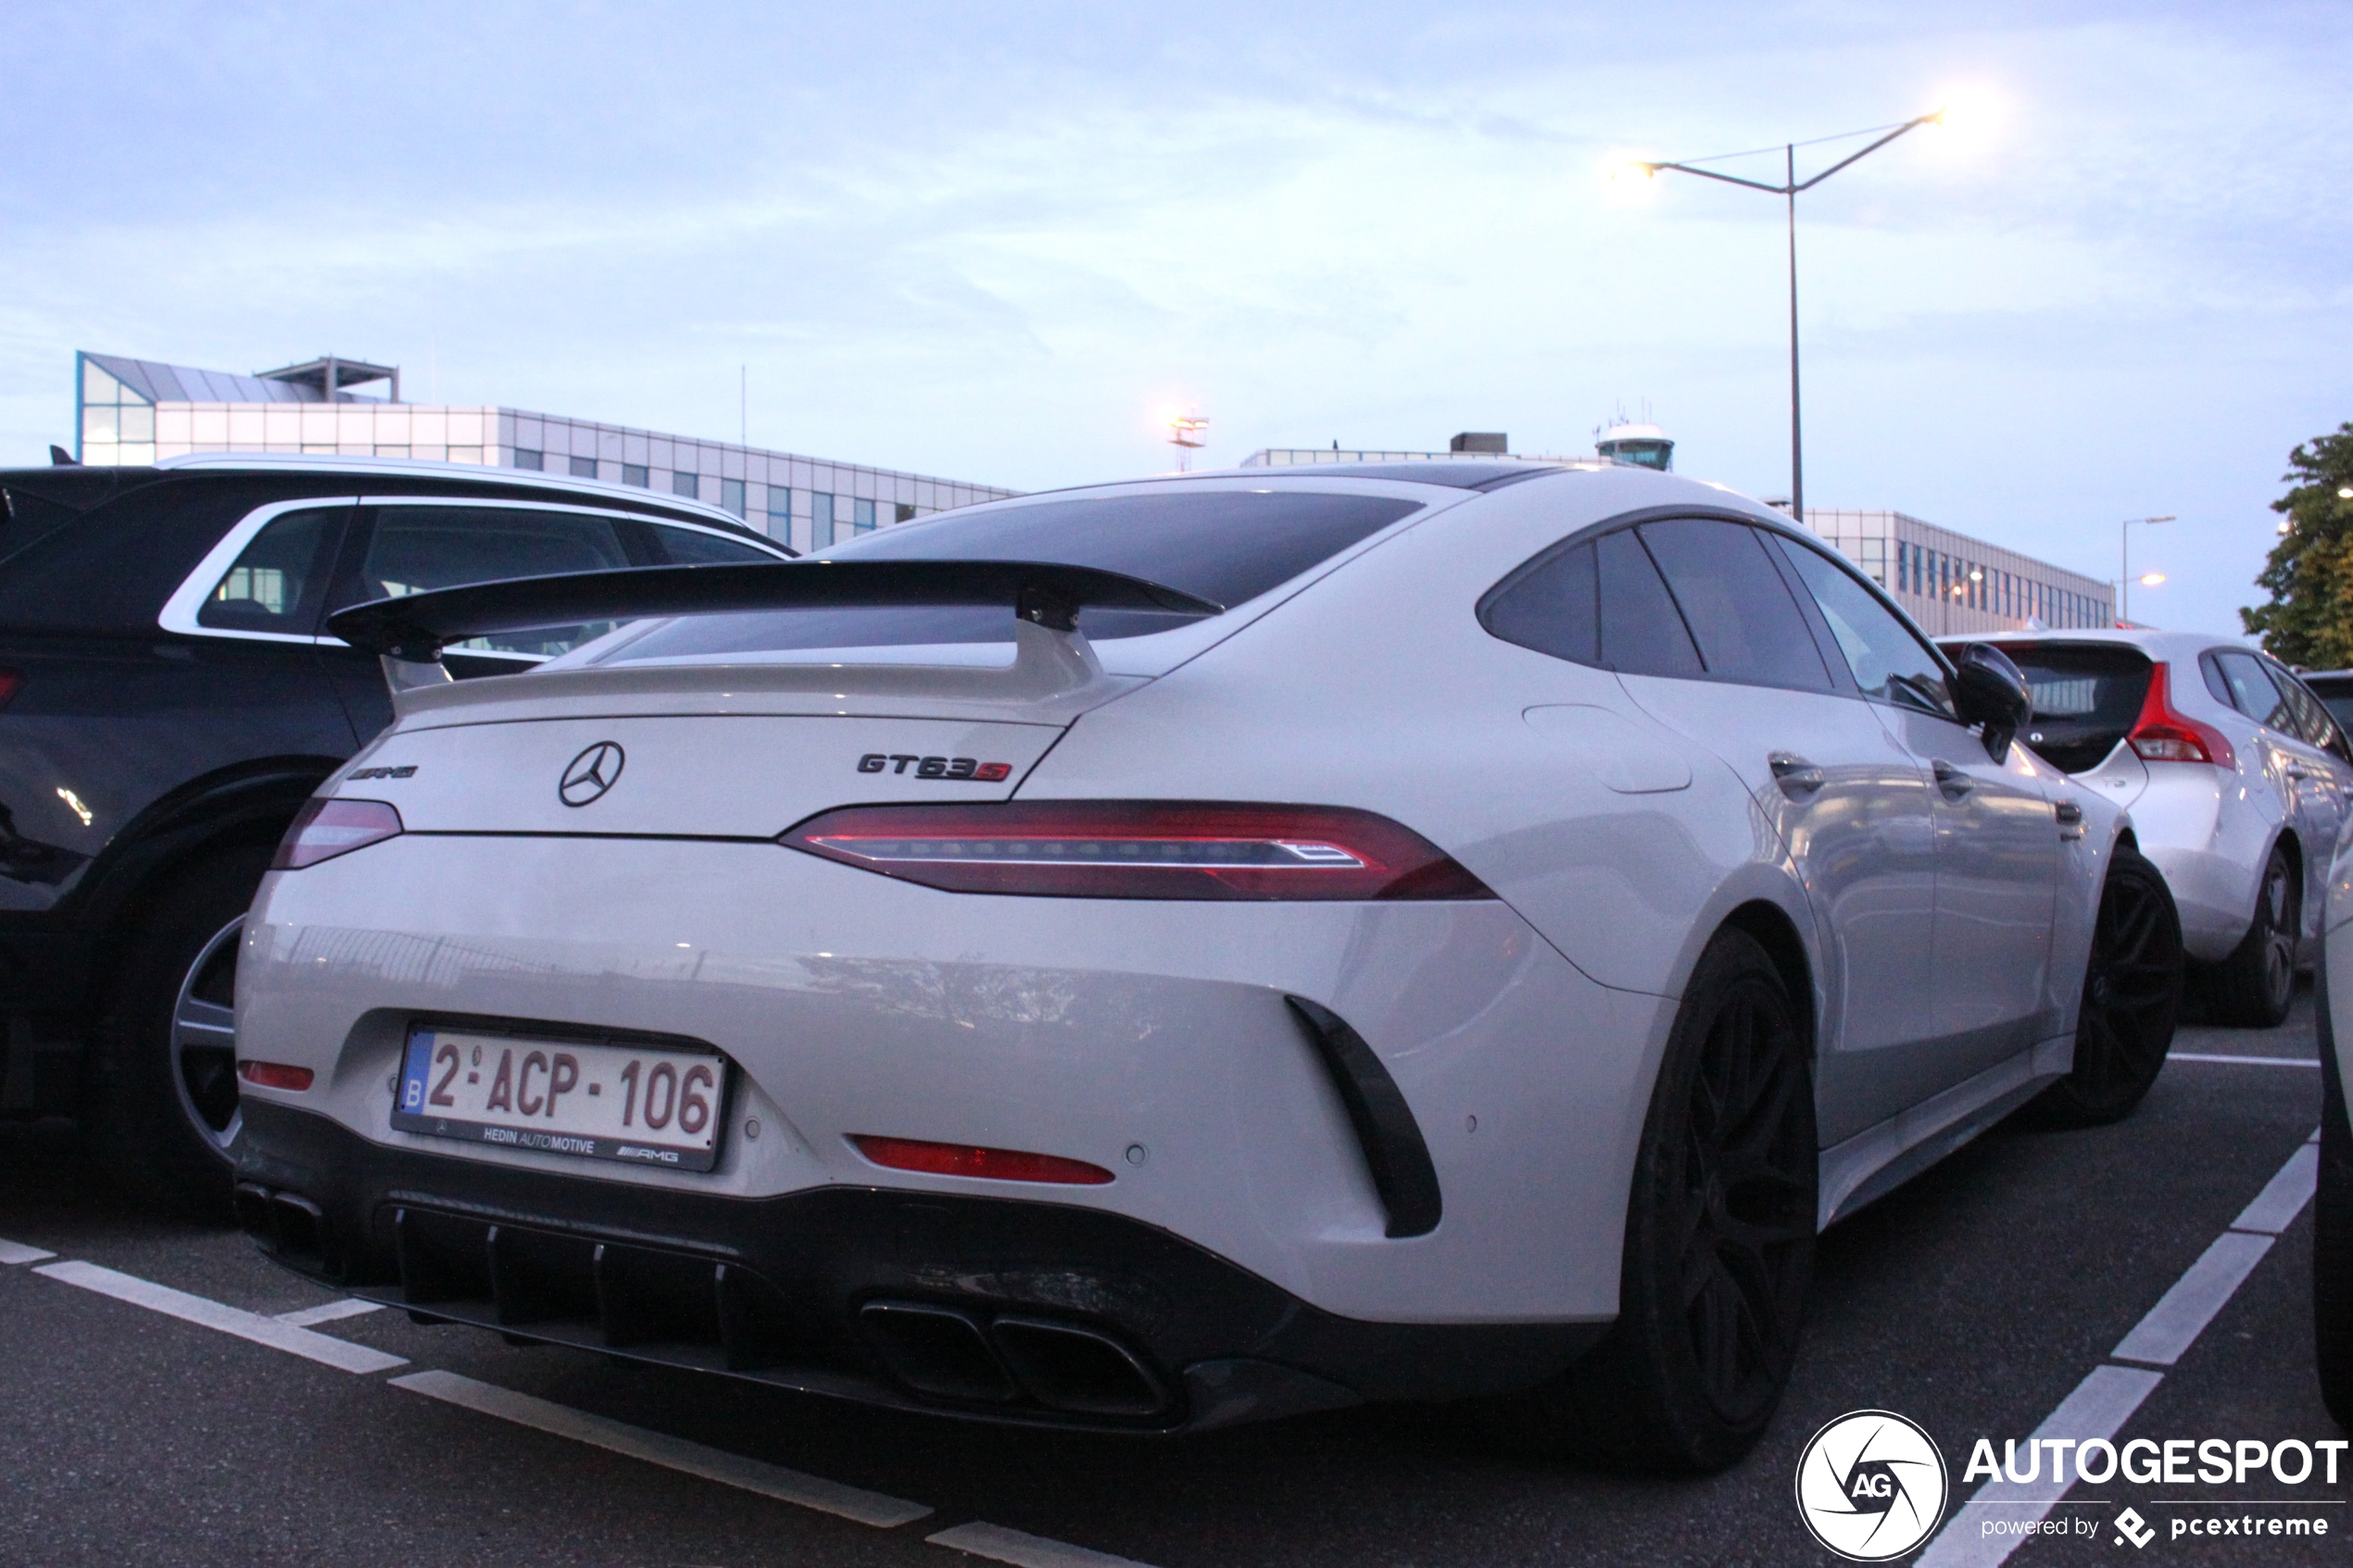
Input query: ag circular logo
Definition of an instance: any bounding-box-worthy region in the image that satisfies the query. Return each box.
[1794,1409,1948,1562]
[558,741,625,807]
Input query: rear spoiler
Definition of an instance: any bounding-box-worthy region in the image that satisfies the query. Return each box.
[323,558,1225,691]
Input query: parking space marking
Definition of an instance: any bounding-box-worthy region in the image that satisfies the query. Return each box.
[928,1521,1159,1568]
[273,1298,385,1327]
[2166,1052,2320,1067]
[2233,1142,2321,1235]
[1918,1363,2162,1568]
[1919,1131,2321,1566]
[389,1369,932,1528]
[31,1260,409,1374]
[0,1236,57,1264]
[2109,1232,2277,1366]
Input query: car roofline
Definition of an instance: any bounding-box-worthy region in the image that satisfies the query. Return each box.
[145,450,755,533]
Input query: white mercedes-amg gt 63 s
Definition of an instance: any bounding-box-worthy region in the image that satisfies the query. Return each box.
[232,460,2183,1470]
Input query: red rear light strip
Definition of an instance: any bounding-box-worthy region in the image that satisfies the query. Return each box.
[849,1134,1113,1185]
[273,797,405,870]
[238,1060,315,1091]
[0,669,22,711]
[782,801,1494,901]
[2128,664,2235,767]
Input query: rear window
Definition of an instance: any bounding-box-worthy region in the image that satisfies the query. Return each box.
[601,490,1421,662]
[1999,643,2153,774]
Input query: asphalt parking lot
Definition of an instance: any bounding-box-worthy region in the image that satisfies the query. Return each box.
[4,996,2339,1568]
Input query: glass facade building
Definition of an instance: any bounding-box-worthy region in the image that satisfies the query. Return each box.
[72,351,1016,551]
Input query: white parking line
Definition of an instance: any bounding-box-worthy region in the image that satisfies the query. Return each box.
[1918,1131,2321,1566]
[32,1261,408,1374]
[2233,1143,2321,1235]
[273,1298,385,1327]
[0,1236,57,1264]
[2167,1053,2321,1067]
[2109,1232,2277,1366]
[1917,1364,2163,1568]
[390,1369,931,1528]
[929,1521,1159,1568]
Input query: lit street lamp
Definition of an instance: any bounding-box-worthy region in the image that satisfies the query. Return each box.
[1621,109,1944,524]
[2120,515,2174,624]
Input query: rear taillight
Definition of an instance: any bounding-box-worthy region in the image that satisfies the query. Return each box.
[850,1135,1114,1185]
[237,1060,315,1090]
[2127,664,2235,767]
[272,797,404,870]
[0,669,21,711]
[781,801,1496,900]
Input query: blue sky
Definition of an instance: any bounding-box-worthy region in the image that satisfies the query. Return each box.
[3,2,2344,637]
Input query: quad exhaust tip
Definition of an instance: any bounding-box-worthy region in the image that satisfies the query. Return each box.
[858,1300,1169,1418]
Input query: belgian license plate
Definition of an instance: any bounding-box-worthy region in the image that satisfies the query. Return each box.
[393,1026,728,1172]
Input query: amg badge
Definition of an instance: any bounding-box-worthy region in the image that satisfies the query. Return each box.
[859,753,1013,782]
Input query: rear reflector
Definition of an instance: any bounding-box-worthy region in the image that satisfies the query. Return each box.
[782,801,1495,900]
[238,1060,315,1091]
[272,797,404,870]
[2127,664,2235,767]
[850,1135,1114,1185]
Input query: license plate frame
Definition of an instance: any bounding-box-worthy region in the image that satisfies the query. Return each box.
[392,1023,731,1173]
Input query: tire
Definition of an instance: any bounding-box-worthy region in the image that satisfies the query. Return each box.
[84,845,272,1214]
[2318,961,2353,1431]
[1515,928,1818,1472]
[2030,846,2183,1127]
[2206,846,2296,1028]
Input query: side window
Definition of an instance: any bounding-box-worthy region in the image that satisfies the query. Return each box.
[196,506,348,635]
[1634,517,1831,691]
[1480,538,1598,665]
[2266,663,2345,755]
[2211,651,2294,732]
[651,523,780,565]
[1597,528,1703,677]
[1771,533,1958,719]
[339,506,635,659]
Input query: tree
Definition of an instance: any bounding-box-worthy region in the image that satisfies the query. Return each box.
[2244,422,2353,669]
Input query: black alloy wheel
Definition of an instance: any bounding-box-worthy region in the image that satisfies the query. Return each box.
[1518,929,1817,1472]
[86,845,272,1212]
[2207,847,2296,1028]
[2031,846,2183,1127]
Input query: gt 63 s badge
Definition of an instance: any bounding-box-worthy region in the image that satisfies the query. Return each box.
[1795,1410,1949,1561]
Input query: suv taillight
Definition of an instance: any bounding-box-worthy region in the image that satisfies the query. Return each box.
[2128,663,2235,767]
[272,798,404,869]
[782,801,1496,900]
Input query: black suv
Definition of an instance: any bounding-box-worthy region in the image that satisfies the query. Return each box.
[0,455,790,1203]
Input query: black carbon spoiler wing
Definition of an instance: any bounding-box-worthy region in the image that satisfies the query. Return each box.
[324,558,1225,663]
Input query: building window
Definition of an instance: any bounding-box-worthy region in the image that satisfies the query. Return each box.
[722,478,747,519]
[623,463,648,487]
[570,455,598,480]
[894,502,916,524]
[813,492,837,549]
[853,497,875,535]
[673,470,699,500]
[513,448,545,470]
[768,490,794,542]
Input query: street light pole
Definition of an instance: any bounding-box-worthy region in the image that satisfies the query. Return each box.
[2120,514,2175,625]
[1630,111,1942,529]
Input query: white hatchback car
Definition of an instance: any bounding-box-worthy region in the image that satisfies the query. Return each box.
[1946,632,2353,1026]
[232,463,2180,1471]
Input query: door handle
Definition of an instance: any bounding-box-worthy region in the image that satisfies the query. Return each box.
[1768,752,1826,798]
[2054,799,2084,838]
[1932,759,1974,799]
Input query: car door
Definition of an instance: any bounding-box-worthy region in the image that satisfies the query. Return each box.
[2241,653,2349,939]
[1593,515,1941,1146]
[318,498,643,741]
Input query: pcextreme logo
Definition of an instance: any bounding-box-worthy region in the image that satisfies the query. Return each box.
[1794,1409,1950,1562]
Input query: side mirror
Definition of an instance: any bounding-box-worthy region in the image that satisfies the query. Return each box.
[1949,642,2032,761]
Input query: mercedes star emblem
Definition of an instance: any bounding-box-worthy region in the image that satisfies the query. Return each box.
[559,742,626,807]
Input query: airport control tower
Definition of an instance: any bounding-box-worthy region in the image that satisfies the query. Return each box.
[1595,420,1674,471]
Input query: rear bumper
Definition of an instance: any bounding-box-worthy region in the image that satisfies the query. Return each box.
[236,1099,1601,1433]
[2120,766,2270,962]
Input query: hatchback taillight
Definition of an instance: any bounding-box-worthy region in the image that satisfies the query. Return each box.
[2127,664,2235,767]
[781,801,1496,900]
[272,798,404,870]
